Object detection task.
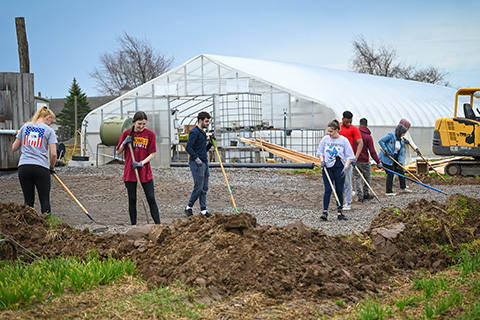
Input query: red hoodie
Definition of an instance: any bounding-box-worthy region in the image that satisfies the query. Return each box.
[353,126,381,164]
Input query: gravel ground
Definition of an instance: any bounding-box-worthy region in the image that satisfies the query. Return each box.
[1,165,479,236]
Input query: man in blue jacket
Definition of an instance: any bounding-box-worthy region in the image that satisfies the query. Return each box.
[185,111,214,218]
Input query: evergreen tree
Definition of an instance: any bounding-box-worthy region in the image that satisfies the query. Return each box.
[57,78,92,138]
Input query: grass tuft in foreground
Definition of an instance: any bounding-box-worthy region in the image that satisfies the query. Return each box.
[0,251,135,310]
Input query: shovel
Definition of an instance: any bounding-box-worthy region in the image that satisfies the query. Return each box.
[354,165,380,203]
[127,143,151,224]
[211,137,239,213]
[402,137,448,183]
[52,173,108,231]
[322,166,342,208]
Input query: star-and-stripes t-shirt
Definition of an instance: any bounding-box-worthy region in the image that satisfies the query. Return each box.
[16,122,58,169]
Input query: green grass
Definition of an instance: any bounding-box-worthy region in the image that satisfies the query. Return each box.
[290,167,322,175]
[0,252,136,310]
[333,248,480,320]
[44,214,64,229]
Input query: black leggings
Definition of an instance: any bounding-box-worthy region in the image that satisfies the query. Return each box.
[125,180,160,225]
[18,165,51,214]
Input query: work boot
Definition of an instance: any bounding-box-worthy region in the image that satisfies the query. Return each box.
[337,214,348,220]
[358,196,364,203]
[202,211,213,218]
[184,207,193,217]
[321,211,328,221]
[364,193,374,200]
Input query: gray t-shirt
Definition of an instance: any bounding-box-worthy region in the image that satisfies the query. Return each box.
[16,122,58,169]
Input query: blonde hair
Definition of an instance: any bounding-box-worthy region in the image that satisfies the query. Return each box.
[29,106,55,124]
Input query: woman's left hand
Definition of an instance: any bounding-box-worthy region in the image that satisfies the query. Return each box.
[132,161,143,169]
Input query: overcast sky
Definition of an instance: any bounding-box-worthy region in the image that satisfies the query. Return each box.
[2,0,479,99]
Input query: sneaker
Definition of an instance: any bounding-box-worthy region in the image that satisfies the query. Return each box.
[184,207,193,217]
[401,188,413,193]
[343,205,352,211]
[386,193,397,196]
[321,211,328,221]
[337,214,348,220]
[202,212,213,218]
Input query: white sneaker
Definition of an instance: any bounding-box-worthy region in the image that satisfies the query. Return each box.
[343,205,352,211]
[401,189,413,193]
[386,193,397,196]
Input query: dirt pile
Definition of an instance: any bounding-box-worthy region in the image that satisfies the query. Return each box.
[1,194,479,303]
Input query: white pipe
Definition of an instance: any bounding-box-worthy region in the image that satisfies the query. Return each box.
[0,130,18,135]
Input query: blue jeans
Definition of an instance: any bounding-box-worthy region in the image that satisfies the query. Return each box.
[188,161,210,211]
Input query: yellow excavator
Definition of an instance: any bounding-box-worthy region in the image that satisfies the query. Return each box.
[433,88,480,176]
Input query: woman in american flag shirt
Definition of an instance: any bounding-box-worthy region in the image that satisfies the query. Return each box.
[12,106,58,214]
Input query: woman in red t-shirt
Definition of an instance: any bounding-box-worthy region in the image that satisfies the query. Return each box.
[116,111,161,226]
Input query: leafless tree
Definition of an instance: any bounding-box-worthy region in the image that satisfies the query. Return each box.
[90,32,174,96]
[349,35,448,86]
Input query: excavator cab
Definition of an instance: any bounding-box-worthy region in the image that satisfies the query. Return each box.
[433,88,480,176]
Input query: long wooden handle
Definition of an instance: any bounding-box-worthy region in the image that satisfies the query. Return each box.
[354,165,380,202]
[52,172,97,223]
[405,140,448,183]
[128,143,142,183]
[127,142,150,224]
[52,173,88,214]
[323,166,341,207]
[380,148,422,183]
[212,138,238,213]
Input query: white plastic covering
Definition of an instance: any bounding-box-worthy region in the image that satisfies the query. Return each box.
[206,54,457,128]
[83,54,459,166]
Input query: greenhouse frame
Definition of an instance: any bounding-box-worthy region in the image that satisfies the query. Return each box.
[82,54,460,167]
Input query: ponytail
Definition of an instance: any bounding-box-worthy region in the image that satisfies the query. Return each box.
[327,119,341,131]
[28,106,55,124]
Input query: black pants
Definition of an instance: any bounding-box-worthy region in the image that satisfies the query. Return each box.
[383,154,406,193]
[125,180,160,225]
[18,164,51,214]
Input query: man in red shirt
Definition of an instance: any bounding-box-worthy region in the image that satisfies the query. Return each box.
[353,118,382,202]
[339,111,363,210]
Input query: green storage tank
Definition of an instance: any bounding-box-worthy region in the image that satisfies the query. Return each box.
[100,118,133,146]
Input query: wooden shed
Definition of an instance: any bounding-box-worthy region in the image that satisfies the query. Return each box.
[0,72,35,169]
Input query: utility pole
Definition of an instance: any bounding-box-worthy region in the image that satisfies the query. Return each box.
[74,95,78,148]
[283,109,287,148]
[15,17,30,73]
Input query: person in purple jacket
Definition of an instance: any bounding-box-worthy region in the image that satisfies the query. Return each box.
[353,118,383,202]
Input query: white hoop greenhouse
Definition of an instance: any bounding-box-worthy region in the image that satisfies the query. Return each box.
[82,54,458,167]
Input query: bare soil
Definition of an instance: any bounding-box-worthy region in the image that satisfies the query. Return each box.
[1,166,480,318]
